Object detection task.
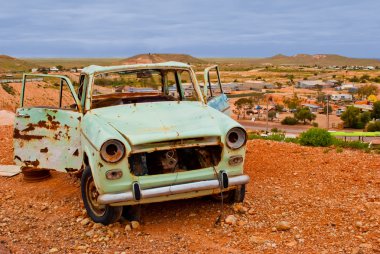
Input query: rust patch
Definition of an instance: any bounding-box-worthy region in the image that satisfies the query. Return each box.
[77,116,81,121]
[98,162,104,168]
[37,114,61,130]
[65,168,77,172]
[24,159,40,167]
[40,147,48,153]
[14,155,22,161]
[54,131,63,140]
[73,149,79,156]
[13,128,44,141]
[22,123,36,132]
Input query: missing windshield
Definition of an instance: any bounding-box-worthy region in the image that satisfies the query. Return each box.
[91,69,198,109]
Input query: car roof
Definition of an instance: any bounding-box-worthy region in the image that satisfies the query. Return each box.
[82,61,191,75]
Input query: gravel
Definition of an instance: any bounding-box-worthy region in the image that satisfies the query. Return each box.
[0,127,379,253]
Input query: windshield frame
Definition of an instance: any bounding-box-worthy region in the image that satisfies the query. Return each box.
[87,66,203,110]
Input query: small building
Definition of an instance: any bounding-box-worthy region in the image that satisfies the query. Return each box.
[50,67,59,72]
[353,104,373,112]
[297,80,325,89]
[237,81,274,91]
[336,83,355,91]
[302,103,321,113]
[330,94,353,101]
[326,80,340,86]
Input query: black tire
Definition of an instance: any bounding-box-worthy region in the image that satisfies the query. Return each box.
[212,184,246,204]
[81,166,122,225]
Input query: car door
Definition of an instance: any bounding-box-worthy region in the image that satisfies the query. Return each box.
[203,65,230,115]
[13,74,83,172]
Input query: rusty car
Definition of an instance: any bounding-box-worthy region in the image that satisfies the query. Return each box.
[13,62,249,224]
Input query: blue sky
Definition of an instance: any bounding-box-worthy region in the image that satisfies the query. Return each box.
[1,0,379,58]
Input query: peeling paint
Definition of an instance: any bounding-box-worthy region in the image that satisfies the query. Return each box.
[40,147,48,153]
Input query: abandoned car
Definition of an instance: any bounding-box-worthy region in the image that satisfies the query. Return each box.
[13,62,249,224]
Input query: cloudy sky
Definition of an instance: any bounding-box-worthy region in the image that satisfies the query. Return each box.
[1,0,379,58]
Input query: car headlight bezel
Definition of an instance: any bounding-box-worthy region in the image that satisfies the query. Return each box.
[226,127,247,150]
[100,139,125,163]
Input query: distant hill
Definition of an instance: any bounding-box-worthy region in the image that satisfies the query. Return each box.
[0,55,36,72]
[214,54,380,67]
[120,53,205,64]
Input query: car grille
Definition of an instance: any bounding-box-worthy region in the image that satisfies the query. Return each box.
[128,145,222,176]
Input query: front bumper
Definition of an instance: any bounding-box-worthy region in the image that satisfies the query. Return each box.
[97,174,250,205]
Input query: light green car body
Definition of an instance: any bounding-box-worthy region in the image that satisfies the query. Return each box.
[13,62,248,206]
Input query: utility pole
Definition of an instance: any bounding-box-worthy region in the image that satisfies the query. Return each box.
[266,96,272,134]
[326,95,330,130]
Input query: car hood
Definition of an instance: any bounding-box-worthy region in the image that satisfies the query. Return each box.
[90,102,223,145]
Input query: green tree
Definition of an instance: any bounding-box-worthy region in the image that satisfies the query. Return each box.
[268,111,276,121]
[357,84,378,99]
[56,65,64,71]
[340,106,371,129]
[284,94,301,110]
[349,76,360,82]
[274,104,284,112]
[294,107,316,124]
[372,101,380,119]
[233,98,253,119]
[316,92,326,103]
[360,74,370,82]
[341,106,360,128]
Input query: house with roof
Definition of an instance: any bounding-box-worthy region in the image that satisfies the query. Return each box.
[297,80,329,89]
[301,103,321,113]
[330,94,353,101]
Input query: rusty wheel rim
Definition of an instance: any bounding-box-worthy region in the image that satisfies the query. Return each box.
[86,175,106,217]
[22,168,51,182]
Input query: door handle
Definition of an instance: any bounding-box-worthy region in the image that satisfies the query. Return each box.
[16,113,30,118]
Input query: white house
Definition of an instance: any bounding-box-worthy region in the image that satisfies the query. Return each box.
[330,94,353,101]
[297,80,327,89]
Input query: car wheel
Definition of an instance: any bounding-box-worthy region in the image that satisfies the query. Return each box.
[212,184,246,204]
[81,166,122,225]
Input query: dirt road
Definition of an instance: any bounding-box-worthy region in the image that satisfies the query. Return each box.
[0,126,379,253]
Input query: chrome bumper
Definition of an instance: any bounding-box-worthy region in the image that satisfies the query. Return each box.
[97,174,250,205]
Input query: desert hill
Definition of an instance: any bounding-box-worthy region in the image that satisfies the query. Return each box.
[215,54,380,67]
[0,55,36,72]
[120,53,205,64]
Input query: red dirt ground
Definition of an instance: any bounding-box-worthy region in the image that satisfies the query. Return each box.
[0,125,379,253]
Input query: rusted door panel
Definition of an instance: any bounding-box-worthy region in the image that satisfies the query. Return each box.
[13,107,82,172]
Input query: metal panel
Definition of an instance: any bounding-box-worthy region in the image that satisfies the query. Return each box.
[13,108,82,172]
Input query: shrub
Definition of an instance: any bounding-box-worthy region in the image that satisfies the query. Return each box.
[267,133,285,141]
[1,83,15,95]
[271,127,280,133]
[366,121,380,132]
[332,138,369,149]
[281,116,298,125]
[312,122,318,127]
[299,128,333,147]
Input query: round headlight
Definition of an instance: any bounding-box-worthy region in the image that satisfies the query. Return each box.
[226,127,247,150]
[100,139,125,163]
